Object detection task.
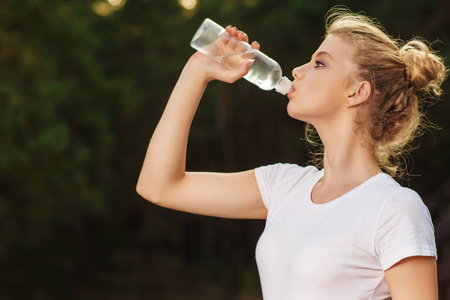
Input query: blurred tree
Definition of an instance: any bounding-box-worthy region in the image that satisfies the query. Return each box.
[0,0,141,297]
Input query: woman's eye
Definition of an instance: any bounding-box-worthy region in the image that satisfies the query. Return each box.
[314,60,325,68]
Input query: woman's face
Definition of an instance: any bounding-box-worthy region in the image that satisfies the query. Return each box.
[287,34,357,125]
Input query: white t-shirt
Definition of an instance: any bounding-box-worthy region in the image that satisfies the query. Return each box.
[254,163,436,300]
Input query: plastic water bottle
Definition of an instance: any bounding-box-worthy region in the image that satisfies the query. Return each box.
[191,18,292,95]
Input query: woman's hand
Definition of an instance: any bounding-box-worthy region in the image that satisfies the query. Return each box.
[185,25,261,84]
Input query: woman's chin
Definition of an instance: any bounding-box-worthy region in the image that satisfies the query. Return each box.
[287,103,313,123]
[287,103,302,121]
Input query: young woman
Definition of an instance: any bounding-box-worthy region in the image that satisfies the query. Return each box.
[137,7,447,300]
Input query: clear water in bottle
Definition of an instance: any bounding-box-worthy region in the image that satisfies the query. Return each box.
[190,19,292,95]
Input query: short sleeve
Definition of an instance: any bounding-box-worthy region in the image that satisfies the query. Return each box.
[254,163,318,211]
[375,187,437,270]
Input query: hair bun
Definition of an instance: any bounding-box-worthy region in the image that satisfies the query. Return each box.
[400,40,447,96]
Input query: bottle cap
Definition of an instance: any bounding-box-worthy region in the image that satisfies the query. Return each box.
[275,76,293,95]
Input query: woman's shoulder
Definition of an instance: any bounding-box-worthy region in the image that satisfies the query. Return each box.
[372,175,431,225]
[375,174,424,206]
[256,162,319,174]
[255,163,321,191]
[353,173,427,216]
[254,163,321,210]
[374,179,436,270]
[255,163,320,182]
[384,185,427,214]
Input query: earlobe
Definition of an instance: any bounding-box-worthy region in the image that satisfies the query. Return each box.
[347,81,371,107]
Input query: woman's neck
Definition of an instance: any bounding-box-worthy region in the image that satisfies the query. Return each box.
[314,117,382,187]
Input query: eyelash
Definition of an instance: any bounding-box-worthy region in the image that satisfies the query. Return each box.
[314,60,325,68]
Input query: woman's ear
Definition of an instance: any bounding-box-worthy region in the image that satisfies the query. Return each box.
[347,81,371,107]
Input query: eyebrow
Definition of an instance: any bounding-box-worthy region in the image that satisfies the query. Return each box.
[312,51,334,60]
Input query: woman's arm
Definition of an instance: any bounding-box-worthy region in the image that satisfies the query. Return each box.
[385,256,438,300]
[136,28,267,219]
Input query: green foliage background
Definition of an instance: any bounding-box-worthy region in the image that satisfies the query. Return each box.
[0,0,449,298]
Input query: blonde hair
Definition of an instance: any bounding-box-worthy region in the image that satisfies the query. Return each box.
[306,7,447,178]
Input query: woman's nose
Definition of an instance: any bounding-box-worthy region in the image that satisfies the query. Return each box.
[292,66,304,80]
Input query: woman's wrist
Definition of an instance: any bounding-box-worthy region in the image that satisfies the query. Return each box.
[182,52,215,85]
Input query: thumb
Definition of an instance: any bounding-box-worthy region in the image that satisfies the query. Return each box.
[221,60,253,83]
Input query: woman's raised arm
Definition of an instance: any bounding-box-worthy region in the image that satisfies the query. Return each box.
[136,28,267,219]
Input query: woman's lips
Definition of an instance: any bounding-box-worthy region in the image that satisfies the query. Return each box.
[287,86,295,98]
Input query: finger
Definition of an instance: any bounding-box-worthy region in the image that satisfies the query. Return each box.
[251,41,260,50]
[228,36,239,51]
[237,30,249,43]
[226,25,237,37]
[222,60,253,83]
[224,26,238,51]
[231,26,239,37]
[225,25,233,38]
[219,33,231,45]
